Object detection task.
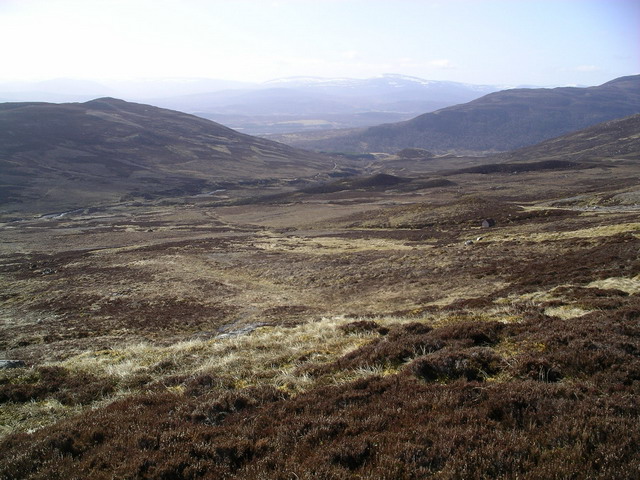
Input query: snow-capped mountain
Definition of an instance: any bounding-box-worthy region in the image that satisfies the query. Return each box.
[262,74,499,97]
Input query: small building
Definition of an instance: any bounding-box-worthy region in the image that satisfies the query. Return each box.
[481,218,496,228]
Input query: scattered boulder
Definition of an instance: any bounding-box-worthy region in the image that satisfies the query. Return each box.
[481,218,496,228]
[0,360,26,369]
[215,322,268,339]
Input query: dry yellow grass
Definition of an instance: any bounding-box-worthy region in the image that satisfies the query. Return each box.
[56,316,377,394]
[544,305,593,319]
[482,222,640,243]
[251,233,427,254]
[3,305,535,439]
[0,399,82,438]
[588,275,640,295]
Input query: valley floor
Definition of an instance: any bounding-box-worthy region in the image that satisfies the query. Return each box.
[1,168,639,479]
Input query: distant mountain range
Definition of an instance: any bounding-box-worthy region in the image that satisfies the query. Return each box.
[0,75,502,135]
[275,75,640,154]
[0,78,252,103]
[157,75,504,135]
[0,98,335,217]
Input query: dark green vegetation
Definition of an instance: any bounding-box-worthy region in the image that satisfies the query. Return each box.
[277,75,640,154]
[1,95,639,479]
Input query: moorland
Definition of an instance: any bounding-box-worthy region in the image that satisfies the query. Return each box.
[0,84,639,479]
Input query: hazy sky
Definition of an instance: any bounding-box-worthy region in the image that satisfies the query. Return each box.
[1,0,638,86]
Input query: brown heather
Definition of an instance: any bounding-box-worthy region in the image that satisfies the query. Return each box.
[1,296,639,479]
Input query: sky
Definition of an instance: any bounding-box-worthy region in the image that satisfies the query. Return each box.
[0,0,638,86]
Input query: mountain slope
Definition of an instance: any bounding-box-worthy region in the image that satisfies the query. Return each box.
[499,113,640,163]
[0,98,335,216]
[281,75,640,154]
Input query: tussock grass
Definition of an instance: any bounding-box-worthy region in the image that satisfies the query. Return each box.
[61,314,450,394]
[20,317,385,405]
[0,399,80,438]
[544,305,593,319]
[2,317,368,437]
[2,309,522,439]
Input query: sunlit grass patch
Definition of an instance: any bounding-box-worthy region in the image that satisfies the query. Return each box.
[251,233,423,254]
[22,311,481,405]
[588,274,640,295]
[424,281,511,308]
[544,305,593,319]
[47,316,386,400]
[494,338,547,360]
[485,222,640,243]
[193,317,382,392]
[513,285,574,304]
[3,318,381,437]
[328,363,400,386]
[0,398,82,439]
[0,303,571,439]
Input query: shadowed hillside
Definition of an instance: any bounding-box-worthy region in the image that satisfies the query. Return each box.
[0,98,338,216]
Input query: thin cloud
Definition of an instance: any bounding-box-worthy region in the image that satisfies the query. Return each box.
[341,50,360,60]
[429,59,456,69]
